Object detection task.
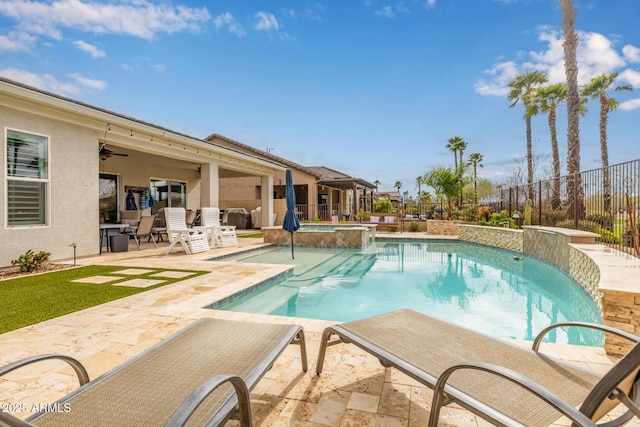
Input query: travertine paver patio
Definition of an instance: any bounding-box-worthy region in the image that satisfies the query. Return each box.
[0,233,638,426]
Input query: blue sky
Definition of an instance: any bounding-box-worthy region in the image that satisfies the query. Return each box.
[1,0,639,194]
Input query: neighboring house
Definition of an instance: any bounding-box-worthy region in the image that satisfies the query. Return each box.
[205,134,376,222]
[0,78,283,267]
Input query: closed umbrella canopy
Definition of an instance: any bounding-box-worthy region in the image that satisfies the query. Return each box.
[282,169,300,258]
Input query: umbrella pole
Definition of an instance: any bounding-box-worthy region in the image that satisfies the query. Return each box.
[290,232,295,259]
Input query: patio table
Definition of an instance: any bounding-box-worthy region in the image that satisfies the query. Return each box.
[99,223,129,254]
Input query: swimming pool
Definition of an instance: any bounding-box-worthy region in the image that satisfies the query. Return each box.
[209,241,603,346]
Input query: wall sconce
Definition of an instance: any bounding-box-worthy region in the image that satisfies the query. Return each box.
[278,178,283,185]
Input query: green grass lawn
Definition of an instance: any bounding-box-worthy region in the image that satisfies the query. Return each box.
[0,265,209,334]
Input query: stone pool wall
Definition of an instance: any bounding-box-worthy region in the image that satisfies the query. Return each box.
[458,225,601,306]
[458,224,640,356]
[457,224,523,252]
[262,225,375,249]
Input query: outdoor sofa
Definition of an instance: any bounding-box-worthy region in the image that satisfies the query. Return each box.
[316,309,640,426]
[0,318,307,426]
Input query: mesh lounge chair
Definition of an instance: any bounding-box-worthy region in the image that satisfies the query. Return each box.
[316,309,640,427]
[164,207,209,254]
[123,214,157,251]
[0,318,307,427]
[201,207,237,248]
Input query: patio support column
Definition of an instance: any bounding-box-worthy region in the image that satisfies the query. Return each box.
[200,162,219,208]
[261,174,274,226]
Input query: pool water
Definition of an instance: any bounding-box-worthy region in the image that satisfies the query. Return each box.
[211,241,603,346]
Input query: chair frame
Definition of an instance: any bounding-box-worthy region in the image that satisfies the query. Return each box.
[316,309,640,427]
[163,207,209,254]
[124,214,157,251]
[0,318,308,427]
[201,207,237,248]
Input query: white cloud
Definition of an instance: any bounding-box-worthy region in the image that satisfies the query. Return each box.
[214,12,246,38]
[0,0,211,41]
[281,5,323,22]
[618,69,640,87]
[119,57,166,73]
[375,6,394,18]
[73,40,105,58]
[619,98,640,111]
[0,67,105,96]
[475,29,631,96]
[0,31,36,51]
[68,72,107,90]
[424,0,436,8]
[474,61,519,96]
[622,44,640,63]
[254,12,279,31]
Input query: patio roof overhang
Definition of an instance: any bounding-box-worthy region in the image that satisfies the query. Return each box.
[316,177,377,191]
[0,78,285,178]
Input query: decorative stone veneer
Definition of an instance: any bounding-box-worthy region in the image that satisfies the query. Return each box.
[262,226,375,249]
[457,224,523,253]
[426,220,461,236]
[459,224,640,355]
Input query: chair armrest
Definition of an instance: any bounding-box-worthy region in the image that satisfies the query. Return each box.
[164,374,252,427]
[0,411,34,427]
[532,322,639,352]
[429,361,598,427]
[0,354,89,387]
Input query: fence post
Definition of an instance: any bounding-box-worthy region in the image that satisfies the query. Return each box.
[573,172,579,230]
[538,180,542,225]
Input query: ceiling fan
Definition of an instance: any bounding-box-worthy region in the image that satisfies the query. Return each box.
[99,145,129,161]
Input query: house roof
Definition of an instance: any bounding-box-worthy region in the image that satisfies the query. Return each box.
[207,133,377,189]
[0,77,284,173]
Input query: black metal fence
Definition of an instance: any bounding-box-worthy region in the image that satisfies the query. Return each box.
[496,159,640,257]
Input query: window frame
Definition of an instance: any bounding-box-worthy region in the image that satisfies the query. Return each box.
[5,127,51,229]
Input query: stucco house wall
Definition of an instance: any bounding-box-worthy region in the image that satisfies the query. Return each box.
[0,105,98,265]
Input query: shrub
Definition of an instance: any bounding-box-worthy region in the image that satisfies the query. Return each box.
[408,221,421,232]
[585,213,614,230]
[313,214,320,223]
[556,219,622,244]
[478,210,517,229]
[374,199,393,213]
[11,249,51,273]
[542,210,568,226]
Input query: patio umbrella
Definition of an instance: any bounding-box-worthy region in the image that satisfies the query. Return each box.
[282,169,300,259]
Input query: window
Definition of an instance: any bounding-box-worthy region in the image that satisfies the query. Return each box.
[99,173,119,223]
[150,179,186,209]
[6,129,49,227]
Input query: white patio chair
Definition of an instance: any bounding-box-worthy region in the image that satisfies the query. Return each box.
[164,207,209,254]
[201,207,238,248]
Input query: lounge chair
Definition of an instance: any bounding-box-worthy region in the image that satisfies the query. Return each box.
[201,207,237,248]
[316,309,640,427]
[164,207,209,254]
[0,318,307,427]
[207,208,237,247]
[123,214,157,250]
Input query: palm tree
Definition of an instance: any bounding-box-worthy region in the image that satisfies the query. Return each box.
[581,72,633,213]
[425,165,469,220]
[446,136,466,168]
[531,83,567,210]
[373,179,381,191]
[394,181,402,192]
[561,0,584,221]
[507,71,548,200]
[467,153,484,205]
